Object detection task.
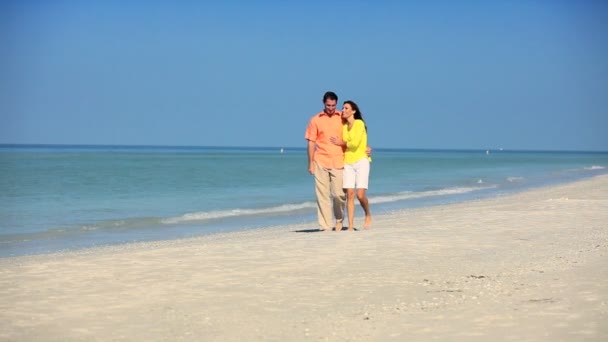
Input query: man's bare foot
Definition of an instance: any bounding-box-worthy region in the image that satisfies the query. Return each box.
[363,215,372,229]
[335,222,343,232]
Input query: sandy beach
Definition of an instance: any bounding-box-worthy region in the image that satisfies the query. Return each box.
[1,175,607,341]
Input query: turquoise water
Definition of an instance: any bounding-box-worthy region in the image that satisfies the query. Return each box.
[1,144,607,257]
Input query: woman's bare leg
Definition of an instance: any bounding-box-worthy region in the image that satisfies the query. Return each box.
[357,189,372,229]
[345,189,356,230]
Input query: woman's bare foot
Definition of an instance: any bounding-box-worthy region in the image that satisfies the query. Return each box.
[363,215,372,229]
[335,222,343,232]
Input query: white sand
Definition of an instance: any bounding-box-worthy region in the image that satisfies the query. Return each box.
[1,175,607,341]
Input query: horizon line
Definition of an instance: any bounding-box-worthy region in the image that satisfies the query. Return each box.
[1,143,607,154]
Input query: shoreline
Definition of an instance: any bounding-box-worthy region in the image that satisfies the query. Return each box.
[2,172,604,259]
[1,175,607,340]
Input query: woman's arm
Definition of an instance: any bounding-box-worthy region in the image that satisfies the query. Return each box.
[345,120,365,149]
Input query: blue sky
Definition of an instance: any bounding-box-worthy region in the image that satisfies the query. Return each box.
[2,1,607,151]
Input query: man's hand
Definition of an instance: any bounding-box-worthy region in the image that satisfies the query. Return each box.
[366,146,372,157]
[308,163,315,175]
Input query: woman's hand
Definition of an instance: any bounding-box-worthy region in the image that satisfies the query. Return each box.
[329,136,344,146]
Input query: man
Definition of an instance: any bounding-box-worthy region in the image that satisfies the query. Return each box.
[305,91,347,231]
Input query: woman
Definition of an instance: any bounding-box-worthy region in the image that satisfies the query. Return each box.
[330,100,371,230]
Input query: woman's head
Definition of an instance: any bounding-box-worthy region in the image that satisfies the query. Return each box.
[342,100,363,121]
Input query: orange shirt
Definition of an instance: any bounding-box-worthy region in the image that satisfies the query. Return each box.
[305,111,345,169]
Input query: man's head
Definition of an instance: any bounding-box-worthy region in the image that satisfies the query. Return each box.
[322,91,338,115]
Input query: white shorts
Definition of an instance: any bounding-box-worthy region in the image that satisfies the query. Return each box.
[343,158,370,189]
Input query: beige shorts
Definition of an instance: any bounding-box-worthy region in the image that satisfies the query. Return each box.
[343,158,370,189]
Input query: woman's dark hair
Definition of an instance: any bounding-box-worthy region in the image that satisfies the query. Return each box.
[344,100,367,132]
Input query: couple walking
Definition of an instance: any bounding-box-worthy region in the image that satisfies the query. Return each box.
[305,91,372,232]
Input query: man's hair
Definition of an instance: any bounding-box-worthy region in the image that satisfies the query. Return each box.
[322,91,338,103]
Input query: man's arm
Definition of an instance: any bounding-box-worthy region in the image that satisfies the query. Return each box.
[307,140,316,175]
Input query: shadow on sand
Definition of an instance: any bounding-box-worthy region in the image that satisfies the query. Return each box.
[294,228,325,233]
[294,227,358,233]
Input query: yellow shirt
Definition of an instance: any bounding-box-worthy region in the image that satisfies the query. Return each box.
[343,119,370,164]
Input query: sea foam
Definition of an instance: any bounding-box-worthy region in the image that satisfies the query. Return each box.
[162,202,316,224]
[163,186,493,225]
[369,186,493,204]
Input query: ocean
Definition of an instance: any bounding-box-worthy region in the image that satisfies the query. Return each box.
[1,144,607,257]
